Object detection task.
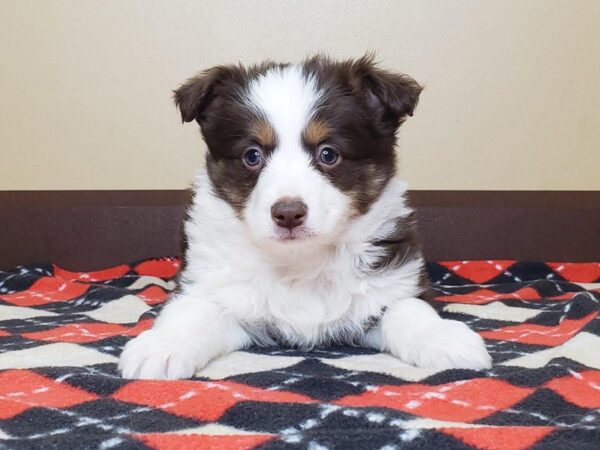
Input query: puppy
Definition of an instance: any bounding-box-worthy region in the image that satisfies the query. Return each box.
[119,55,492,379]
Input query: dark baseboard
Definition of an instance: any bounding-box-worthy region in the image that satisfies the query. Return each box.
[1,190,598,270]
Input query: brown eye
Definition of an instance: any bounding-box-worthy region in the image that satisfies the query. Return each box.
[243,147,263,167]
[318,145,340,166]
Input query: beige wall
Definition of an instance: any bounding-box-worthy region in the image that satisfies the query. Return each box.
[1,0,599,190]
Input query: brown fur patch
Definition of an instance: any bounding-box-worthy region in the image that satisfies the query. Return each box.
[251,120,277,148]
[344,163,391,215]
[303,120,331,147]
[368,212,432,300]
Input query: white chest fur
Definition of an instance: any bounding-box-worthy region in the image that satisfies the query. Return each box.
[180,173,424,347]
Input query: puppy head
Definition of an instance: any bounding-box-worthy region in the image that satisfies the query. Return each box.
[174,54,421,245]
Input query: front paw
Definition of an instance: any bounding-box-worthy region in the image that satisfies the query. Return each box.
[118,329,208,380]
[390,319,492,370]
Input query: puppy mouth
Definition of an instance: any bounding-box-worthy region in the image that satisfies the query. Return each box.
[271,226,316,242]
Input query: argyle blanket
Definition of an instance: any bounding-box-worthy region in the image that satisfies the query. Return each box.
[0,259,599,450]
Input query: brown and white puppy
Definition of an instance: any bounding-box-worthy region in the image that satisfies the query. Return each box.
[119,55,492,379]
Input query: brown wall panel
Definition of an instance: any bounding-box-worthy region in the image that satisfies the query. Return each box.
[1,191,598,270]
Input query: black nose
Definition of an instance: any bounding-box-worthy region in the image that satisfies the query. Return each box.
[271,198,307,230]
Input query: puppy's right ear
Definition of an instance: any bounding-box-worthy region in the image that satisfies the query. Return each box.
[173,65,242,124]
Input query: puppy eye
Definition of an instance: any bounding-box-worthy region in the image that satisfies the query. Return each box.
[243,147,263,168]
[318,145,340,166]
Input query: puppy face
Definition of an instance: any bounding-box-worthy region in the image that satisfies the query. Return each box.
[174,55,421,245]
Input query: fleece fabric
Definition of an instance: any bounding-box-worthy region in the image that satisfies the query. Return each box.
[0,259,599,449]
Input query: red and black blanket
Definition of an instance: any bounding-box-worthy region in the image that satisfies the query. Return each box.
[0,259,599,449]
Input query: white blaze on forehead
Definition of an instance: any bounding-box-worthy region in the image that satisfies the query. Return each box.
[245,65,323,150]
[242,65,350,243]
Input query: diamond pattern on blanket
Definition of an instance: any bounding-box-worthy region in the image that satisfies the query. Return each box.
[0,258,599,449]
[0,277,90,306]
[321,352,441,381]
[133,433,274,449]
[545,370,600,408]
[0,369,97,419]
[0,304,58,320]
[441,426,555,450]
[335,378,533,422]
[439,260,517,284]
[113,379,316,422]
[480,312,598,346]
[500,332,600,369]
[195,351,305,379]
[0,343,118,369]
[84,295,151,324]
[443,302,542,322]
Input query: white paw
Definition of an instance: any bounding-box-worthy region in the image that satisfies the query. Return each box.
[118,329,209,380]
[390,319,492,370]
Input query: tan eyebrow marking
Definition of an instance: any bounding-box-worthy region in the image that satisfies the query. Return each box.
[303,119,331,147]
[251,120,276,148]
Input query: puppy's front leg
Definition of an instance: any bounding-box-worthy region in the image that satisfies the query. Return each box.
[119,293,250,379]
[366,298,492,370]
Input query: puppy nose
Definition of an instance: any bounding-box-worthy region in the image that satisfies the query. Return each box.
[271,198,307,230]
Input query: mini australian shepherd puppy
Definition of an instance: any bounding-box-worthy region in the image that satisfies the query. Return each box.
[119,54,492,379]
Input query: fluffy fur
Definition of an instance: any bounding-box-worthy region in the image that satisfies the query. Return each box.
[119,55,492,379]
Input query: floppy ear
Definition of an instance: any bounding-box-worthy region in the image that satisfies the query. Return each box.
[173,65,241,124]
[351,54,423,131]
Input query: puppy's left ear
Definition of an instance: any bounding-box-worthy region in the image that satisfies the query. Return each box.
[351,55,423,132]
[173,65,242,124]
